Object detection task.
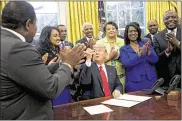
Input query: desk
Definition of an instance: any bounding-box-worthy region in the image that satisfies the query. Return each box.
[53,91,181,120]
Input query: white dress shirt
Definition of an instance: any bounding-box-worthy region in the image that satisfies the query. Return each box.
[1,27,26,42]
[86,36,94,42]
[167,28,177,36]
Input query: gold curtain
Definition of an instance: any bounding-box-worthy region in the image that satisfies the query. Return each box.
[0,1,7,12]
[66,1,99,45]
[0,1,7,24]
[146,1,180,33]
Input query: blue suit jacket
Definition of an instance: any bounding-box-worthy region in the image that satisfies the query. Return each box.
[80,62,122,99]
[119,41,158,84]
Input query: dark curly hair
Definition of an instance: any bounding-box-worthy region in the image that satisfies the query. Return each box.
[103,21,118,33]
[2,1,36,29]
[124,23,142,45]
[38,26,60,56]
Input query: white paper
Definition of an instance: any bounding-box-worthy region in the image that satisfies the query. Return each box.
[116,94,152,102]
[83,104,113,115]
[101,99,141,107]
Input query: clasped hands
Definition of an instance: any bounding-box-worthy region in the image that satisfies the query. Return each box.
[165,32,180,53]
[84,47,119,62]
[137,41,151,57]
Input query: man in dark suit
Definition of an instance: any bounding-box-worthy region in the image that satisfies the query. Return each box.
[80,44,123,99]
[0,1,86,120]
[76,23,96,48]
[153,10,181,88]
[57,24,74,48]
[145,20,159,46]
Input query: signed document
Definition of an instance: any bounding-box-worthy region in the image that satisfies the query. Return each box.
[101,99,141,107]
[116,94,152,102]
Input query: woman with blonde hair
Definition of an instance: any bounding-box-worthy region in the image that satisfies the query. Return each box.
[97,21,125,92]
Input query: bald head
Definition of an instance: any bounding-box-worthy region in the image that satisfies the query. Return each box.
[147,20,158,35]
[163,10,178,30]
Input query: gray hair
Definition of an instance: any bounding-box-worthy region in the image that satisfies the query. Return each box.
[82,22,93,31]
[93,43,107,53]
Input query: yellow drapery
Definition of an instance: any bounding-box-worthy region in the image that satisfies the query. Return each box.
[0,1,7,12]
[66,1,99,45]
[146,1,180,33]
[0,1,7,24]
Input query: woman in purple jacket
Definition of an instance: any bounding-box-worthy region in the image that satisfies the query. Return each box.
[119,23,159,92]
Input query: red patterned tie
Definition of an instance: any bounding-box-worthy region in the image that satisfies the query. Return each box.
[99,66,111,96]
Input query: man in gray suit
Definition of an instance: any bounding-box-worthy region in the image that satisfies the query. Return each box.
[153,10,181,88]
[0,1,85,120]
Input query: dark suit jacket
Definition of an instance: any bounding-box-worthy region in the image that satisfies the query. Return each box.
[0,29,74,120]
[76,37,88,63]
[80,62,122,99]
[153,24,181,86]
[76,37,87,45]
[62,40,74,48]
[145,33,158,46]
[145,33,152,42]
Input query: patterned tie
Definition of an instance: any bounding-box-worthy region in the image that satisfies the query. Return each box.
[99,66,111,97]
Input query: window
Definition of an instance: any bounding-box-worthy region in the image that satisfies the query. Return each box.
[29,2,59,40]
[106,1,146,36]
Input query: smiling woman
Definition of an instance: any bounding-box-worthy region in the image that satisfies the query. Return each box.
[119,22,159,92]
[97,21,126,92]
[35,26,72,106]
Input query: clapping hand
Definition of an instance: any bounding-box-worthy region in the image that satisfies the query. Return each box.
[108,47,118,61]
[86,38,96,49]
[42,53,48,64]
[145,42,151,56]
[166,33,179,47]
[84,48,95,62]
[166,41,173,53]
[60,43,86,68]
[138,45,146,57]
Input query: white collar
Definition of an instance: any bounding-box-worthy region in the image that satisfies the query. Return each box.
[1,27,26,42]
[150,31,158,36]
[85,36,93,41]
[167,28,177,35]
[97,63,105,68]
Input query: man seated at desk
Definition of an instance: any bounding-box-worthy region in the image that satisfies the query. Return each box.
[80,44,123,99]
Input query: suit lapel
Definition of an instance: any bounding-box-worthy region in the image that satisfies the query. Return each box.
[176,25,181,41]
[105,65,112,91]
[126,45,136,53]
[162,29,168,45]
[149,34,152,41]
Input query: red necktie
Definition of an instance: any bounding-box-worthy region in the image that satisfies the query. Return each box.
[99,66,111,96]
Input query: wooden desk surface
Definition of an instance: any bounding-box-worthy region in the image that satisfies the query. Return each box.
[53,91,181,120]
